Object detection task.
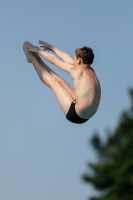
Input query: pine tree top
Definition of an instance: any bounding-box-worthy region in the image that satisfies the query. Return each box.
[82,88,133,200]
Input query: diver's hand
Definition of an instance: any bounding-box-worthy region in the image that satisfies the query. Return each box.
[38,40,53,51]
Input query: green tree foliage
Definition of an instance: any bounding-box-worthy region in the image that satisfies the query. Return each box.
[82,89,133,200]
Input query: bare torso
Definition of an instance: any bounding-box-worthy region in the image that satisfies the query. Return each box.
[71,65,101,119]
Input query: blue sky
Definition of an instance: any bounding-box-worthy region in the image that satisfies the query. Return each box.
[0,1,133,200]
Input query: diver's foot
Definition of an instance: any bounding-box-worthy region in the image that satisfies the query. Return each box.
[22,41,33,63]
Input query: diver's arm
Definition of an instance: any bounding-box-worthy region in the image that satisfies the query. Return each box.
[39,40,73,63]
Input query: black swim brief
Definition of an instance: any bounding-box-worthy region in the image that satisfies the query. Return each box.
[66,100,89,124]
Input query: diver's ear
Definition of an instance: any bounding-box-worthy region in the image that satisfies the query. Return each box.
[77,57,82,64]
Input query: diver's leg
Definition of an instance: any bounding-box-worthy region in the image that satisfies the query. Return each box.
[48,79,75,115]
[23,42,75,99]
[36,54,75,99]
[23,44,74,114]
